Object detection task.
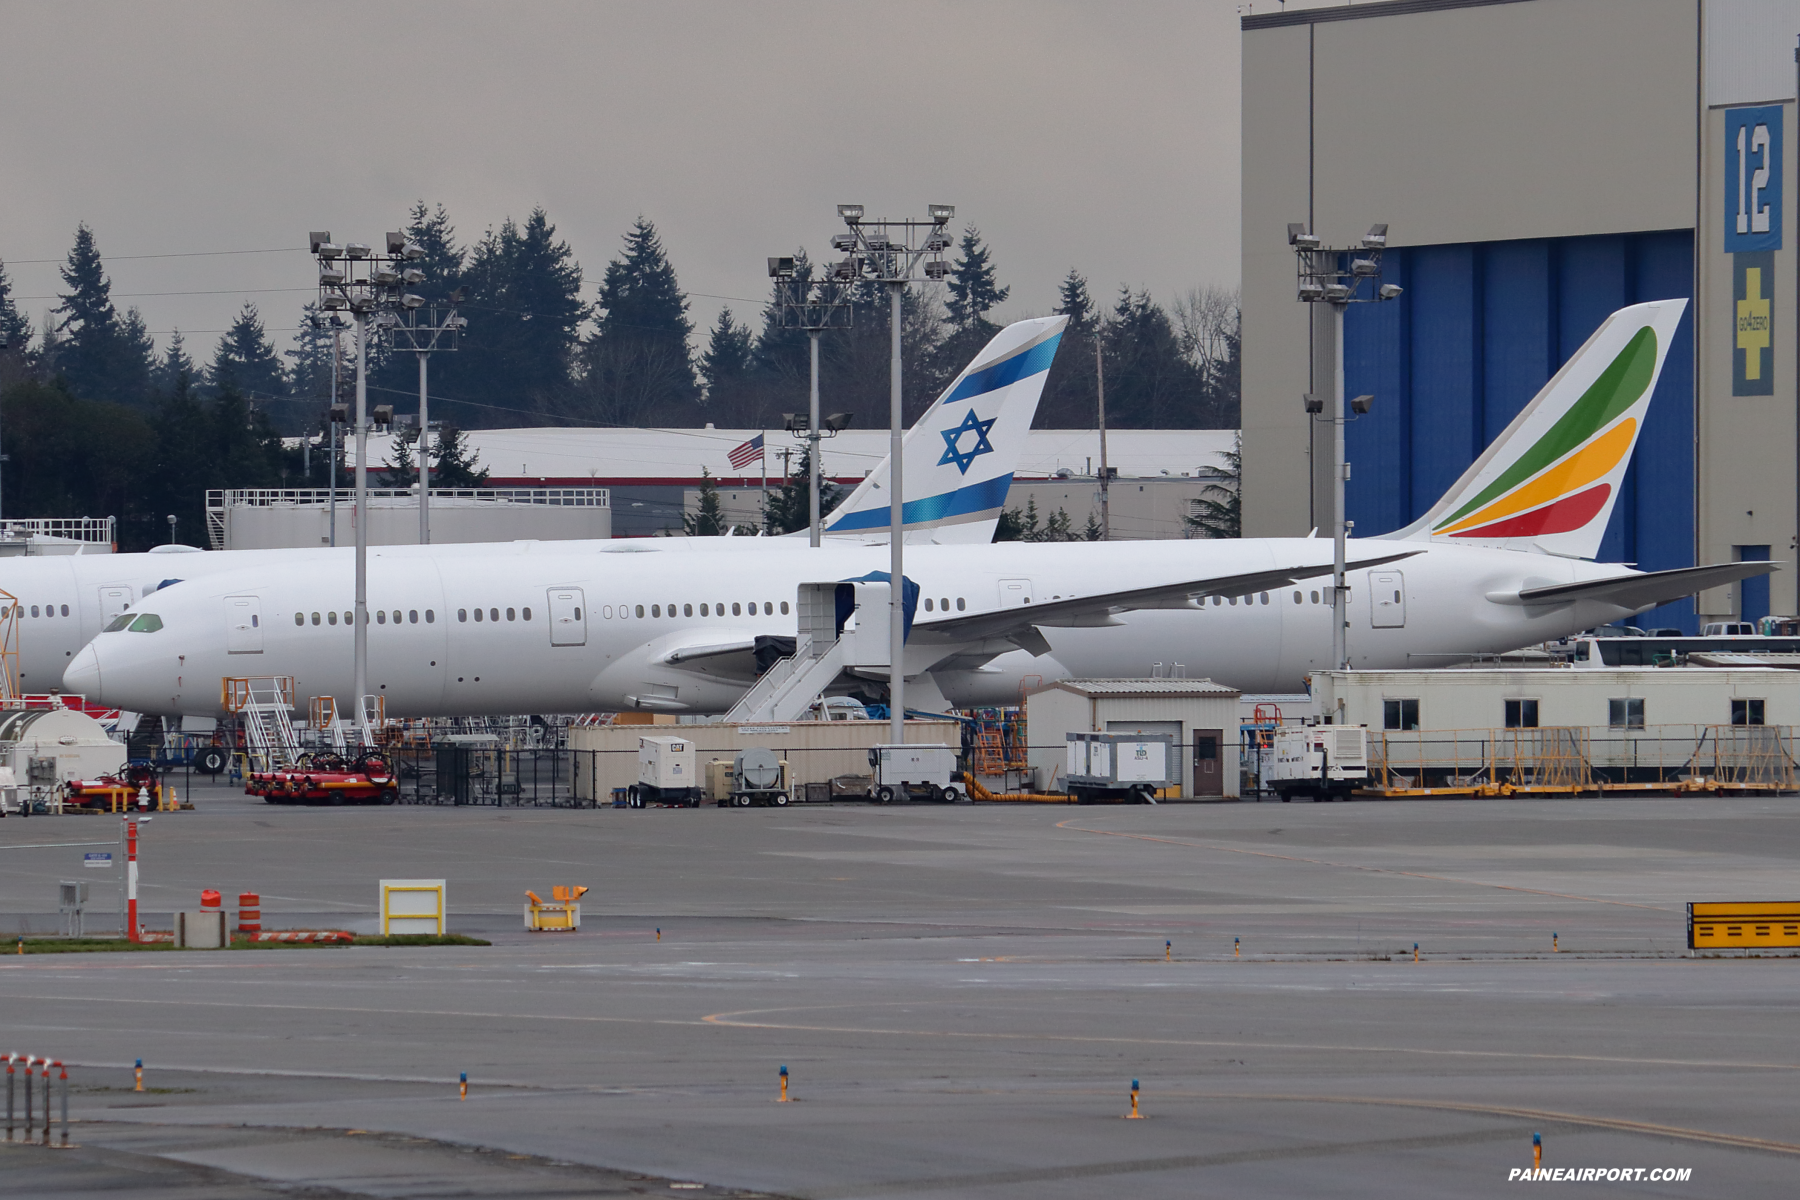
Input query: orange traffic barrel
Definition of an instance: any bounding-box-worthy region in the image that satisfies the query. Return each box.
[201,889,222,909]
[237,893,261,935]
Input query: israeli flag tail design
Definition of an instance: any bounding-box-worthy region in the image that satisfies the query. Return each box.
[825,315,1067,544]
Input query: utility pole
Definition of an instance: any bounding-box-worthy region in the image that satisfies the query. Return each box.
[769,256,853,547]
[828,204,955,744]
[1290,222,1402,676]
[1095,331,1110,540]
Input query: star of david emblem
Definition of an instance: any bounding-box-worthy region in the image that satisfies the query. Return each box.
[938,409,997,475]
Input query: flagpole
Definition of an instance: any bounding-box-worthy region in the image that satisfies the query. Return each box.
[759,430,767,532]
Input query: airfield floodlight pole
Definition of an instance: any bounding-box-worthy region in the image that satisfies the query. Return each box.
[832,204,955,743]
[1290,222,1401,679]
[385,281,464,546]
[313,232,414,746]
[770,257,852,547]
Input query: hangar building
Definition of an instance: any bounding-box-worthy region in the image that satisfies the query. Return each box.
[1240,0,1798,632]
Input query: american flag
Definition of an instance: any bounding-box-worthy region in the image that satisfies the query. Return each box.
[728,433,765,470]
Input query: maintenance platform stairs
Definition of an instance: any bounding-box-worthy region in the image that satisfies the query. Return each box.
[725,581,892,724]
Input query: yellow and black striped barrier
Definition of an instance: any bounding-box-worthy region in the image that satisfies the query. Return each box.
[1688,902,1800,950]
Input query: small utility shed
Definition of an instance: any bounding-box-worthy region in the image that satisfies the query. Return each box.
[1027,680,1241,799]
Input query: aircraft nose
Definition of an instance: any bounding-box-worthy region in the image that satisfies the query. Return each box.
[63,643,101,697]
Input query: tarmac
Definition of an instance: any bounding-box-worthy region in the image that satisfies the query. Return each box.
[1,780,1797,1197]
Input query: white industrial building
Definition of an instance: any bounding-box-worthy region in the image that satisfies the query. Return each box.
[329,427,1236,539]
[207,488,610,551]
[1026,679,1241,799]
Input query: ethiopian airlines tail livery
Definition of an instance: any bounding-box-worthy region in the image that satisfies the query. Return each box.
[66,299,1777,716]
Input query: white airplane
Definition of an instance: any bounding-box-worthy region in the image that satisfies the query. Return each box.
[0,316,1051,695]
[68,298,1777,719]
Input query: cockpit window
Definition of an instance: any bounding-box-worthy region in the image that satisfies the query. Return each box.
[127,614,163,633]
[104,613,134,633]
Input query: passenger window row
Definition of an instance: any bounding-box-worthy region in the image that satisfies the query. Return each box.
[296,609,437,626]
[609,601,789,619]
[6,604,71,619]
[457,607,531,623]
[920,597,967,612]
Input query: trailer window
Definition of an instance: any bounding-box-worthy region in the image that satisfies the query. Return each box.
[1504,699,1539,729]
[1382,698,1418,731]
[1732,698,1766,726]
[1608,698,1644,728]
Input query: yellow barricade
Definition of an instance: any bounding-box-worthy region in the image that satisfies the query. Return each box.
[1688,902,1800,950]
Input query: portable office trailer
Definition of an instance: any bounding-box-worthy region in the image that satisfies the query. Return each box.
[1313,668,1800,733]
[1026,679,1241,799]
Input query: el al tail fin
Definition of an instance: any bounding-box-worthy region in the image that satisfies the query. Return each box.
[1386,299,1686,559]
[822,316,1067,544]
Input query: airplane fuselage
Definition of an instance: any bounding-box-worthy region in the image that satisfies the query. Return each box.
[68,538,1651,717]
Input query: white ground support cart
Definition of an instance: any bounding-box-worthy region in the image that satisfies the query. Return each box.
[868,743,961,803]
[1064,732,1175,803]
[722,748,791,808]
[629,735,702,807]
[1267,725,1369,801]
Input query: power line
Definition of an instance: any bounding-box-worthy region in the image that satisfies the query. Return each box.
[15,287,316,301]
[4,246,306,265]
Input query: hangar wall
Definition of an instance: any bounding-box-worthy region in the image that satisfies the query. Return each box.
[1242,0,1800,631]
[1342,230,1697,630]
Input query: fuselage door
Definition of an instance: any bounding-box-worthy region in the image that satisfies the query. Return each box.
[998,578,1035,609]
[98,586,133,624]
[1369,572,1405,628]
[225,595,263,653]
[549,588,586,646]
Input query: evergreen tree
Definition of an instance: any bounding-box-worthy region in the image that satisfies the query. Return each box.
[1055,270,1094,333]
[210,302,287,407]
[683,468,727,536]
[580,217,697,424]
[762,449,845,534]
[944,225,1009,330]
[699,309,754,413]
[377,435,417,489]
[1103,286,1201,429]
[1185,436,1242,538]
[403,201,464,301]
[286,304,348,410]
[458,208,587,424]
[151,330,198,397]
[52,224,151,406]
[429,426,488,487]
[0,260,31,356]
[1038,269,1098,428]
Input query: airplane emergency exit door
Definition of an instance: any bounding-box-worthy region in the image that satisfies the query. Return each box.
[1370,572,1406,628]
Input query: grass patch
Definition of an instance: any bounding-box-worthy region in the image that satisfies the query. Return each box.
[7,938,180,954]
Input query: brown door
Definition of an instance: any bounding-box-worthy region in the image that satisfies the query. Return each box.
[1192,729,1223,797]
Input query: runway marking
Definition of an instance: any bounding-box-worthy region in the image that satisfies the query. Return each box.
[1054,818,1671,911]
[700,1003,1800,1073]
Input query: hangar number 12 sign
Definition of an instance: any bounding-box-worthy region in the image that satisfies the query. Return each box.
[1728,106,1782,397]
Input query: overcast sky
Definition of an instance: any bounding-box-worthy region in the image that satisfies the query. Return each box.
[1,1,1247,364]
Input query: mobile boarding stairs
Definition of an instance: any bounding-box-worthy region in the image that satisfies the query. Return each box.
[724,581,892,724]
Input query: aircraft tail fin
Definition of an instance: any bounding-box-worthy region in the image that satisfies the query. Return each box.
[1385,298,1687,559]
[822,316,1066,545]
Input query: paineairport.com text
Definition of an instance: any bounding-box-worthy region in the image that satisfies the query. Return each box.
[1508,1168,1692,1183]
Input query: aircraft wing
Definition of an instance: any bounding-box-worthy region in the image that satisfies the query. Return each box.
[912,550,1422,651]
[1500,561,1781,611]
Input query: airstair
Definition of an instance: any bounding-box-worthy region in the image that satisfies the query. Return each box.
[309,696,349,754]
[724,582,892,724]
[222,676,299,771]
